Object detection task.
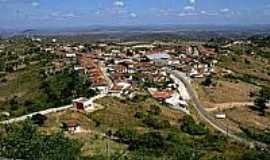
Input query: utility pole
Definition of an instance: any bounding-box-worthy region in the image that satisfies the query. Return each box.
[106,141,110,160]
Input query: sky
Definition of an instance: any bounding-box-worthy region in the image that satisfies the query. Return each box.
[0,0,270,29]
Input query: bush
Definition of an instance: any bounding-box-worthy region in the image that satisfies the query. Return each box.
[134,112,147,119]
[0,121,82,160]
[241,150,270,160]
[181,116,208,136]
[130,132,168,155]
[114,128,139,144]
[30,114,47,126]
[241,126,270,144]
[143,115,170,129]
[201,76,213,86]
[130,131,200,159]
[148,105,161,115]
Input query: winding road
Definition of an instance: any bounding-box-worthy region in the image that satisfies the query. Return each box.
[169,70,269,149]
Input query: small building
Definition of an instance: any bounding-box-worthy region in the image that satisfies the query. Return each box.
[64,120,81,133]
[108,82,131,97]
[215,113,226,119]
[72,97,91,110]
[66,53,77,58]
[148,88,173,101]
[146,52,171,61]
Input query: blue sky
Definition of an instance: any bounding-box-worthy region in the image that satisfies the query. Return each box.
[0,0,270,29]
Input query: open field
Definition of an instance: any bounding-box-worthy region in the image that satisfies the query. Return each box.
[39,109,128,157]
[36,96,259,159]
[194,80,258,108]
[223,106,270,131]
[90,96,185,131]
[218,54,270,86]
[0,65,44,117]
[38,96,186,157]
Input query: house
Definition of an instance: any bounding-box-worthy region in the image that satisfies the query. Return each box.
[146,52,171,61]
[66,53,77,58]
[72,97,91,110]
[64,120,81,133]
[108,82,131,97]
[148,88,173,101]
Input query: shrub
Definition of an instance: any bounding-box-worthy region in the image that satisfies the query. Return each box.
[114,128,139,144]
[0,121,82,160]
[143,115,170,129]
[134,112,147,119]
[181,116,208,136]
[30,114,47,126]
[148,105,161,115]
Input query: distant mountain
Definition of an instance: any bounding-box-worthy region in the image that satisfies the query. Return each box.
[22,29,38,34]
[1,25,270,40]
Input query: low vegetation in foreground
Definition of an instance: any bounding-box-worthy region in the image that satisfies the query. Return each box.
[1,96,269,160]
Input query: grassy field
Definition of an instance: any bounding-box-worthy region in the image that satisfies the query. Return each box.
[90,96,185,131]
[39,109,127,157]
[39,96,185,157]
[218,54,270,86]
[38,96,258,159]
[0,65,45,117]
[223,106,270,131]
[194,80,258,106]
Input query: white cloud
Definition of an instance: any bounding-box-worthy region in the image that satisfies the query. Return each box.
[32,2,40,7]
[220,8,230,13]
[200,10,219,16]
[130,12,137,18]
[64,13,76,18]
[95,10,101,15]
[200,10,206,14]
[50,12,78,19]
[178,12,198,17]
[184,6,195,11]
[189,0,196,5]
[114,1,125,7]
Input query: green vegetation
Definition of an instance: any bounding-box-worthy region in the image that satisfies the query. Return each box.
[0,121,83,160]
[87,97,267,159]
[142,114,171,129]
[241,150,270,160]
[218,48,270,87]
[201,76,213,86]
[113,128,201,159]
[181,115,209,136]
[39,70,96,108]
[241,127,270,144]
[0,70,96,118]
[254,86,270,116]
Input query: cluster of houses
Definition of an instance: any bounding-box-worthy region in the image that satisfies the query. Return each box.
[64,42,218,113]
[2,37,219,113]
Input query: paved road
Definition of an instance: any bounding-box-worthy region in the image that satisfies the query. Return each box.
[169,70,269,149]
[0,94,106,125]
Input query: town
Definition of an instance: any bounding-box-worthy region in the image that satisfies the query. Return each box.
[34,38,219,112]
[1,0,270,158]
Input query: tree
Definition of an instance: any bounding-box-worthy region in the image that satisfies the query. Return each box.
[0,120,83,160]
[201,76,213,86]
[114,128,139,144]
[143,115,170,129]
[31,114,47,126]
[148,105,161,115]
[254,87,270,116]
[241,150,270,160]
[181,116,208,136]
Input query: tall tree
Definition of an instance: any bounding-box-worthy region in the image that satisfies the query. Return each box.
[255,87,270,116]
